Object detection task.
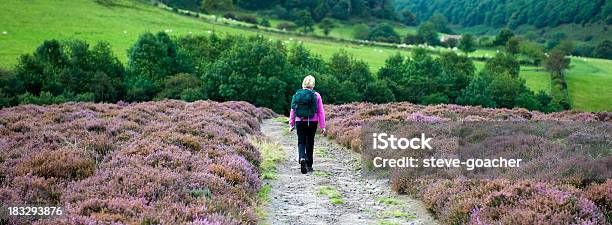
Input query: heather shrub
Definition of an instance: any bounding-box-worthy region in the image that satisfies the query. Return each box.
[324,102,611,225]
[15,147,95,180]
[470,181,606,224]
[586,180,612,223]
[0,100,275,224]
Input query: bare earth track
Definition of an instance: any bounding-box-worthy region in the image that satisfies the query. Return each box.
[261,119,437,225]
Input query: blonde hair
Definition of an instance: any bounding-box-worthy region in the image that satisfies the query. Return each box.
[302,75,316,89]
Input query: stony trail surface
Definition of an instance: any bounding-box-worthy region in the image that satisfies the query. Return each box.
[260,119,438,225]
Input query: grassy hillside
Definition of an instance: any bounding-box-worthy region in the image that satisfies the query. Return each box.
[567,57,612,111]
[0,0,610,111]
[0,0,403,69]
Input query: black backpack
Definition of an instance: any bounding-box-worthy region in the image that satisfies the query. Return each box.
[291,89,317,119]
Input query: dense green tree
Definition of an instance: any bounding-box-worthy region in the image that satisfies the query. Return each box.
[404,34,424,45]
[327,50,375,102]
[519,40,546,65]
[335,80,363,103]
[457,76,496,108]
[395,0,607,29]
[260,18,271,27]
[312,73,342,103]
[478,36,493,47]
[234,0,277,10]
[544,49,571,78]
[428,13,452,33]
[421,93,449,105]
[402,10,418,26]
[331,0,351,20]
[402,49,442,103]
[200,0,233,12]
[364,80,395,103]
[458,33,476,56]
[484,53,521,78]
[417,22,440,46]
[493,28,515,46]
[17,91,67,105]
[288,44,326,77]
[368,23,400,43]
[0,69,22,107]
[594,40,612,59]
[514,90,542,111]
[353,24,370,40]
[555,40,575,55]
[318,18,336,36]
[438,52,475,101]
[156,73,202,100]
[488,73,523,108]
[88,71,120,102]
[377,53,405,99]
[505,36,522,55]
[15,40,65,95]
[13,39,125,104]
[176,34,234,75]
[295,10,315,33]
[272,5,290,19]
[312,2,331,21]
[378,49,473,105]
[127,32,184,85]
[203,37,295,113]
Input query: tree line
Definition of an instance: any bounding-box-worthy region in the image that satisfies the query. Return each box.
[160,0,401,24]
[0,32,566,113]
[395,0,611,29]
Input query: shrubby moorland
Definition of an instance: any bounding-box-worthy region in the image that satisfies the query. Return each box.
[0,100,275,224]
[324,102,612,224]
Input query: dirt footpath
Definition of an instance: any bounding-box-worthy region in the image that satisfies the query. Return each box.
[261,119,437,225]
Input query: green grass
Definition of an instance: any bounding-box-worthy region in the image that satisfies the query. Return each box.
[251,138,285,180]
[1,0,610,111]
[377,197,402,206]
[314,147,330,157]
[0,0,218,68]
[566,57,612,112]
[252,137,285,222]
[313,170,332,177]
[378,210,416,219]
[317,186,345,205]
[0,0,405,71]
[378,221,400,225]
[256,184,272,221]
[520,66,551,94]
[271,117,289,124]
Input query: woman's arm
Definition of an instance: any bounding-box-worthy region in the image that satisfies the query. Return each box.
[317,93,325,129]
[289,108,295,128]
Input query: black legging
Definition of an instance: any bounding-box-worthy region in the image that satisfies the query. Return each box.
[296,121,318,167]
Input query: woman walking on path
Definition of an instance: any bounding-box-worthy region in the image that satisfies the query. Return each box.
[289,75,326,174]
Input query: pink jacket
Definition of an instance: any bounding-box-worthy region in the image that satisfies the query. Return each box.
[289,88,326,129]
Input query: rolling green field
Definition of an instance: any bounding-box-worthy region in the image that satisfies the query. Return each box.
[0,0,402,70]
[566,57,612,111]
[0,0,610,111]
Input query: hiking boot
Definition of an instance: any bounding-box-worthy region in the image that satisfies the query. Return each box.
[299,158,307,174]
[307,166,314,172]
